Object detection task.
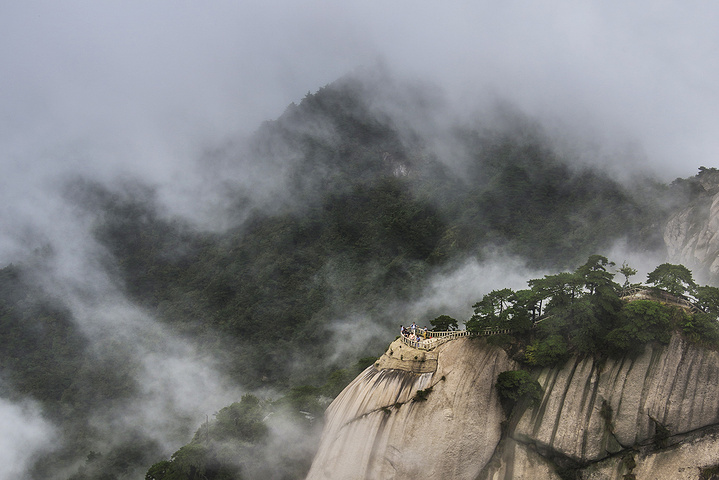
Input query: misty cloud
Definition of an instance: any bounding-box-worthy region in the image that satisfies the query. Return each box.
[0,398,56,479]
[407,255,551,326]
[2,1,718,477]
[2,2,717,209]
[1,2,715,244]
[326,313,388,365]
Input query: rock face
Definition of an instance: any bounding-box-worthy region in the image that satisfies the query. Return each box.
[484,334,719,479]
[665,168,719,283]
[515,335,719,460]
[307,335,719,480]
[305,337,515,480]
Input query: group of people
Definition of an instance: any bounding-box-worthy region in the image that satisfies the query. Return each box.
[400,322,430,344]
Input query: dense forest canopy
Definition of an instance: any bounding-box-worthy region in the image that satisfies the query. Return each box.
[0,71,711,479]
[469,256,719,364]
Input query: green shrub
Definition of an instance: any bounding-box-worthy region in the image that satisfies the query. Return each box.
[486,333,513,347]
[699,464,719,480]
[430,314,458,331]
[496,370,543,407]
[682,312,719,347]
[524,335,569,367]
[413,386,433,402]
[605,300,672,353]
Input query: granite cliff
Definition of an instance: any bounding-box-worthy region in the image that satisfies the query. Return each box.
[305,337,514,480]
[665,167,719,284]
[306,335,719,480]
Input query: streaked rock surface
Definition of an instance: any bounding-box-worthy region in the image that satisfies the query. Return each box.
[514,335,719,462]
[306,335,719,479]
[665,168,719,283]
[305,337,513,480]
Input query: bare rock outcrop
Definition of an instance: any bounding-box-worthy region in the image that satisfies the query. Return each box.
[580,431,719,480]
[478,439,563,480]
[665,168,719,282]
[305,337,514,480]
[513,335,719,462]
[307,334,719,479]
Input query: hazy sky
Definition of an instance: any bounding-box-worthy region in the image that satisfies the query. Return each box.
[1,1,717,194]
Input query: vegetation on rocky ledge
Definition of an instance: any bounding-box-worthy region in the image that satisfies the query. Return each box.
[469,256,719,367]
[474,256,719,428]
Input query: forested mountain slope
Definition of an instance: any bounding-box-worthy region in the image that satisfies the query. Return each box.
[83,71,677,388]
[0,70,699,479]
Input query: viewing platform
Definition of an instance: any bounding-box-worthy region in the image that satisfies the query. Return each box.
[388,285,702,359]
[376,328,509,373]
[398,327,512,351]
[619,286,702,313]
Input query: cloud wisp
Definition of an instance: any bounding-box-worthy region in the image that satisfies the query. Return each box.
[0,398,56,480]
[1,1,717,477]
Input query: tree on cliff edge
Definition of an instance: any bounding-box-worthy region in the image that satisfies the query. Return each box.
[430,315,458,331]
[647,263,697,297]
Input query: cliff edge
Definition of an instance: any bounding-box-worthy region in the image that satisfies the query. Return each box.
[307,335,719,480]
[484,334,719,479]
[305,337,514,480]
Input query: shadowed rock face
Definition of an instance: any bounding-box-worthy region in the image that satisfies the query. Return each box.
[307,335,719,480]
[482,335,719,480]
[514,335,719,462]
[305,337,514,480]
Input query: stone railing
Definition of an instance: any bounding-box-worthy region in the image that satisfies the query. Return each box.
[399,287,705,352]
[399,327,511,351]
[399,329,468,350]
[620,286,701,313]
[424,330,470,338]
